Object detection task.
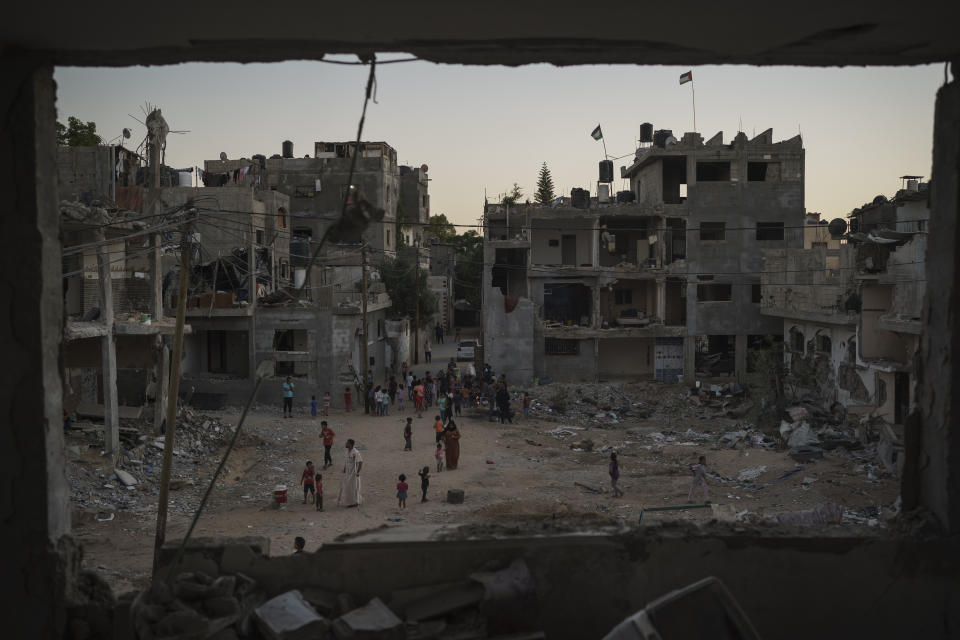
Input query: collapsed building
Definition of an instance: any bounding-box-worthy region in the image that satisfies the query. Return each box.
[482,128,803,384]
[761,180,929,432]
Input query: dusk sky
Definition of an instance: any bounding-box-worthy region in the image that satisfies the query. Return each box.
[55,60,944,228]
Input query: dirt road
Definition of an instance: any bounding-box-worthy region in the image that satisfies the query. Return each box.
[70,385,897,595]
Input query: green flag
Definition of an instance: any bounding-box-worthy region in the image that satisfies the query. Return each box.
[590,125,603,141]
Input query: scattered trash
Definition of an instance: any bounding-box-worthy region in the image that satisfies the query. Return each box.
[95,512,115,522]
[736,466,767,482]
[775,503,843,526]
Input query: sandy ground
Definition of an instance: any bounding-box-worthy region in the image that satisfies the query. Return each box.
[73,394,897,595]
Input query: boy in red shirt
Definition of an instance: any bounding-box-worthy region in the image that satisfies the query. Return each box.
[300,461,316,505]
[320,421,335,469]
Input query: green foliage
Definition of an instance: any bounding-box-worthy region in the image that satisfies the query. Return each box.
[56,116,102,147]
[453,230,483,310]
[425,213,457,244]
[378,254,437,328]
[535,162,555,205]
[501,183,523,207]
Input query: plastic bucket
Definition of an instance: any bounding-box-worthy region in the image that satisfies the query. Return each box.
[273,485,287,503]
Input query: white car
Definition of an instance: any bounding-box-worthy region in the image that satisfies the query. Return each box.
[457,340,478,361]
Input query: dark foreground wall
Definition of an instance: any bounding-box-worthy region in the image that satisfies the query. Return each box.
[161,524,960,639]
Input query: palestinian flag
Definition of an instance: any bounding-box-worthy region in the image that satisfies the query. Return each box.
[679,71,693,85]
[591,125,603,140]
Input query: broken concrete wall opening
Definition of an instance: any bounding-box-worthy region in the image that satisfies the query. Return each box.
[5,6,960,640]
[600,279,657,327]
[491,247,527,297]
[543,282,592,326]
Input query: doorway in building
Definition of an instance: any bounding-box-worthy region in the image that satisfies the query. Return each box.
[561,234,576,266]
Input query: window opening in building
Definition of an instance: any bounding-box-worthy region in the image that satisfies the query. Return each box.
[696,161,731,181]
[752,283,762,304]
[545,338,580,355]
[817,334,832,353]
[255,229,264,245]
[697,283,732,301]
[662,156,687,204]
[614,288,633,305]
[700,222,726,242]
[790,328,805,353]
[757,221,785,241]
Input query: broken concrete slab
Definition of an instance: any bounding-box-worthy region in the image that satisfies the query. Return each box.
[331,597,403,639]
[254,590,329,640]
[388,581,470,617]
[114,469,137,487]
[787,422,819,448]
[446,489,465,504]
[403,582,484,622]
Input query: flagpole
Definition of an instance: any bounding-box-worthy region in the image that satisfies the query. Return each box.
[691,83,696,134]
[602,137,608,160]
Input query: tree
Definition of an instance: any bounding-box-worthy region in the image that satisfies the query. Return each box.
[453,230,483,311]
[535,162,555,205]
[501,182,523,207]
[56,116,102,147]
[379,254,437,328]
[424,213,457,244]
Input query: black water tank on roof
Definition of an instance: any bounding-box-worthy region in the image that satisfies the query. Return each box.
[599,160,614,183]
[617,190,636,204]
[289,238,310,267]
[282,140,294,159]
[653,129,673,148]
[640,123,653,143]
[571,188,590,209]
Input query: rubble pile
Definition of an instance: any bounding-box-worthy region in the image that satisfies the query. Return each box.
[518,381,715,427]
[131,558,544,639]
[67,408,236,516]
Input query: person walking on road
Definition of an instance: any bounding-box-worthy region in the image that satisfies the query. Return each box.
[609,452,624,498]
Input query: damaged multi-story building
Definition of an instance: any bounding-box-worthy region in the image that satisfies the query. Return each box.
[482,127,804,384]
[761,179,929,432]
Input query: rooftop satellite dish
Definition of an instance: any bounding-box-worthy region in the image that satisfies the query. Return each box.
[421,164,429,173]
[122,128,131,139]
[219,152,228,161]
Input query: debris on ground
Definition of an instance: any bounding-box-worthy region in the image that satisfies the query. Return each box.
[131,558,543,639]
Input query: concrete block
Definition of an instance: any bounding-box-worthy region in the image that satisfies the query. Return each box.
[254,590,329,640]
[332,597,403,639]
[446,489,464,504]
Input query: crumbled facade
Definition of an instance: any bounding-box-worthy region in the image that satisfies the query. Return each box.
[482,128,804,384]
[761,182,929,426]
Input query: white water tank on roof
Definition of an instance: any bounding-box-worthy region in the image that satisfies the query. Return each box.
[178,171,192,187]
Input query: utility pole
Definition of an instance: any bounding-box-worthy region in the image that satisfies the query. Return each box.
[361,240,369,382]
[414,243,420,365]
[153,214,193,571]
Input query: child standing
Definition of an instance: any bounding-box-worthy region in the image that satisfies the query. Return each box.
[322,391,331,416]
[315,473,323,511]
[310,395,318,419]
[418,466,430,502]
[397,384,405,412]
[434,415,444,444]
[396,474,408,509]
[403,418,413,451]
[609,453,624,498]
[688,455,710,503]
[320,421,335,469]
[523,392,531,418]
[435,442,444,472]
[293,536,305,554]
[300,461,316,504]
[344,387,351,413]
